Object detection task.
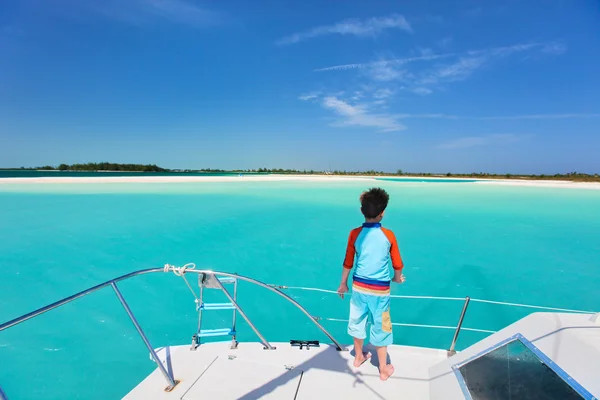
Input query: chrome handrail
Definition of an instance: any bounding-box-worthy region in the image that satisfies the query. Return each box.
[0,267,347,393]
[0,268,161,332]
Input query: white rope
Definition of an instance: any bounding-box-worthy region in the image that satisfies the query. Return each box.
[164,263,196,276]
[270,285,465,301]
[469,298,594,314]
[164,263,200,303]
[319,317,496,334]
[269,285,595,313]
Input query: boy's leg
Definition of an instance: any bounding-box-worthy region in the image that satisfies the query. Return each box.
[352,337,370,367]
[375,346,394,381]
[368,295,394,380]
[348,291,371,367]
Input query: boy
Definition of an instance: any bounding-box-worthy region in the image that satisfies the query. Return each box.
[337,187,405,381]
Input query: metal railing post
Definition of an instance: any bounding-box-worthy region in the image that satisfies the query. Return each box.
[448,296,471,356]
[110,282,178,391]
[231,279,238,349]
[214,278,275,350]
[191,281,204,350]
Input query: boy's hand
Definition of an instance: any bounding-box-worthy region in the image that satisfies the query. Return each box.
[337,283,349,299]
[392,273,406,284]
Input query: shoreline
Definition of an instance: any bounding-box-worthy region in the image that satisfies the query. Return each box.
[1,174,600,189]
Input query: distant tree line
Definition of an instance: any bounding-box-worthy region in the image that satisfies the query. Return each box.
[225,168,600,181]
[435,171,600,182]
[36,162,167,172]
[2,164,599,182]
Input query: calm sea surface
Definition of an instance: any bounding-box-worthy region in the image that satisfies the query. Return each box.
[1,180,599,399]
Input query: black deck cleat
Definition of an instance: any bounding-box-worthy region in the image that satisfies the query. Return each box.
[290,340,320,350]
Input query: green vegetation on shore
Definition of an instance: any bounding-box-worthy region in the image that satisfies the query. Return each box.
[1,164,599,182]
[251,169,600,182]
[4,162,168,172]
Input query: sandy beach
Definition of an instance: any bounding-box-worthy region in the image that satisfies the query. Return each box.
[1,174,600,189]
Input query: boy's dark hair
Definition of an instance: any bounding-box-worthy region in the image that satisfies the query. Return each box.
[360,187,389,218]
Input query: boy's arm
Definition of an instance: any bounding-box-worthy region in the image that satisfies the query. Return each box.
[337,266,352,299]
[338,229,358,298]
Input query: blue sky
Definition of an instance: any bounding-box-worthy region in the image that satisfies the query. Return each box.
[1,0,599,173]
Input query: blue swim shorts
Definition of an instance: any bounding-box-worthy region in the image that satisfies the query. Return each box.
[347,291,393,347]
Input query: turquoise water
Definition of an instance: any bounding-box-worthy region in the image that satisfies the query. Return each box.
[1,181,599,399]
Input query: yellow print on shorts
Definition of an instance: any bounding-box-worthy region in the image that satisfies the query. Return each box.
[382,310,392,333]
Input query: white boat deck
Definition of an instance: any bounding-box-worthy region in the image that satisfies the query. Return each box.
[124,342,448,400]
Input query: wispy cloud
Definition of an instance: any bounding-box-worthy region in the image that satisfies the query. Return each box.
[485,42,541,57]
[397,113,458,119]
[298,92,321,101]
[373,88,394,99]
[304,96,404,132]
[64,0,222,27]
[315,53,452,72]
[418,56,487,85]
[437,37,453,49]
[477,113,600,120]
[541,42,567,55]
[439,134,522,149]
[315,41,567,97]
[396,113,600,120]
[366,62,408,82]
[411,87,433,96]
[276,14,412,46]
[299,92,599,133]
[417,47,435,56]
[316,41,565,77]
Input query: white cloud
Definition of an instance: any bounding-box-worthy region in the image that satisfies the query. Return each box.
[485,42,540,57]
[322,96,405,132]
[397,113,458,119]
[315,53,452,72]
[316,41,566,95]
[277,14,412,45]
[419,43,561,86]
[437,37,453,49]
[350,91,364,101]
[298,92,600,133]
[419,56,487,85]
[373,88,394,99]
[69,0,221,26]
[541,42,567,55]
[439,134,521,149]
[298,92,321,101]
[411,42,564,91]
[411,87,433,96]
[395,113,600,120]
[478,113,600,120]
[417,47,434,56]
[366,62,407,81]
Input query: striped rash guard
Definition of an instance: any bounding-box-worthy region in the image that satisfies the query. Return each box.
[343,222,404,296]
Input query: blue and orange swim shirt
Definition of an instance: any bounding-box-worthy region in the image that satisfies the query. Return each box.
[343,222,404,296]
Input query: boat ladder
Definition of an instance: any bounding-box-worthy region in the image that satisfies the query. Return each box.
[191,273,240,350]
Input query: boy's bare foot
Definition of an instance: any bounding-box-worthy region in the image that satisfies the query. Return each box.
[353,352,371,367]
[379,364,395,381]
